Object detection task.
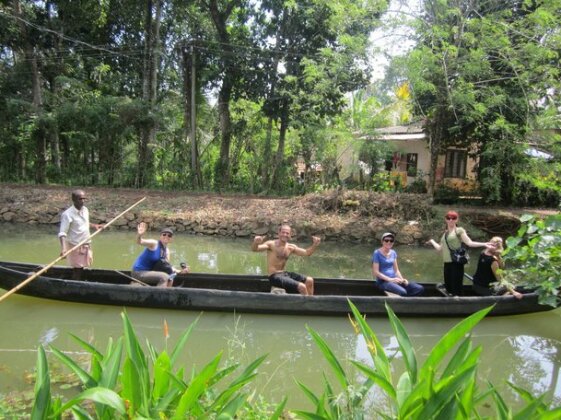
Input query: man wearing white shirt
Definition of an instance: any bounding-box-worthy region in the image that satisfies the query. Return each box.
[58,189,103,280]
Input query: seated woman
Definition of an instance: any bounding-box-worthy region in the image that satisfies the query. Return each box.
[372,232,424,297]
[131,223,189,287]
[472,236,523,299]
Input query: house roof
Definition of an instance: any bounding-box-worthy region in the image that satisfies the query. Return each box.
[374,133,426,141]
[374,122,424,135]
[526,148,553,160]
[358,122,426,141]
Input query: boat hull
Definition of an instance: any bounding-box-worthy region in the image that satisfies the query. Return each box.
[0,261,552,317]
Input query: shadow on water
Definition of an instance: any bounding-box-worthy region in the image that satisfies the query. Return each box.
[1,224,560,410]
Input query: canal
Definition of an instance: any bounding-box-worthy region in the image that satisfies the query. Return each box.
[1,224,560,411]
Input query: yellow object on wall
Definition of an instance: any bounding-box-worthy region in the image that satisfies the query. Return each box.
[390,171,407,188]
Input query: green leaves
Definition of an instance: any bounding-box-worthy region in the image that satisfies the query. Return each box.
[30,304,561,418]
[31,346,51,420]
[404,0,561,204]
[54,388,126,417]
[503,213,561,306]
[296,302,559,419]
[33,312,267,418]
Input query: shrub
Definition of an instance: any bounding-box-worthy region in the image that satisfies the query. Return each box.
[296,302,561,419]
[405,177,427,194]
[25,304,561,418]
[29,312,280,419]
[433,184,460,204]
[511,179,561,208]
[503,213,561,307]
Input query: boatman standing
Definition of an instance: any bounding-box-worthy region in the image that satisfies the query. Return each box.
[251,223,320,295]
[58,189,103,280]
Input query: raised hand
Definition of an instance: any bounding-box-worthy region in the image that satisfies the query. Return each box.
[137,222,147,235]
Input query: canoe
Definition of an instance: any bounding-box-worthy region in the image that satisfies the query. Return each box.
[0,261,552,317]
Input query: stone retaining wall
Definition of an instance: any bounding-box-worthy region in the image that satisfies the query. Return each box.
[2,185,521,244]
[0,205,425,245]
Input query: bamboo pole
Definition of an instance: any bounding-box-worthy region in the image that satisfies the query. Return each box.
[114,270,149,287]
[0,196,147,303]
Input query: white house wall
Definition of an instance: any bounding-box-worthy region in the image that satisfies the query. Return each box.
[386,139,431,181]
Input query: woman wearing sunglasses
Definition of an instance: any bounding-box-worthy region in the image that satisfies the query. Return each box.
[372,232,424,296]
[426,210,493,296]
[131,222,189,287]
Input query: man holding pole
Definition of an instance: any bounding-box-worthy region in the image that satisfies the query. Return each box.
[58,189,104,280]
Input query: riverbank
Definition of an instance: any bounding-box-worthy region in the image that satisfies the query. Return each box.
[0,184,551,244]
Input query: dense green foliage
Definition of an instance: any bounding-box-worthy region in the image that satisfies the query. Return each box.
[400,0,561,203]
[26,312,279,419]
[0,1,559,201]
[6,304,559,418]
[504,213,561,307]
[296,302,561,419]
[0,0,387,193]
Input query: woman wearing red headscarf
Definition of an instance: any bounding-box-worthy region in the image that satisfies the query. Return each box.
[426,210,494,296]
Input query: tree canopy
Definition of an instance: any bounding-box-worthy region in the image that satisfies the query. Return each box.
[0,0,559,204]
[400,0,561,203]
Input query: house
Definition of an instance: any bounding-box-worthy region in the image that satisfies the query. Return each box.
[358,122,478,192]
[346,122,556,193]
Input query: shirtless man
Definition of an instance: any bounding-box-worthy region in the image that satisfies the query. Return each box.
[251,224,321,295]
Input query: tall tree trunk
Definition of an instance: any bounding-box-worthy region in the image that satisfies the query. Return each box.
[261,55,281,188]
[262,116,274,186]
[262,11,288,190]
[217,81,233,188]
[269,98,290,191]
[32,53,46,185]
[182,42,202,188]
[13,0,46,184]
[49,126,61,174]
[138,0,161,187]
[208,0,238,190]
[47,0,61,176]
[426,114,444,195]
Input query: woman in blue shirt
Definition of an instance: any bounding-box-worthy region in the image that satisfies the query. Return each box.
[372,232,424,296]
[131,223,189,287]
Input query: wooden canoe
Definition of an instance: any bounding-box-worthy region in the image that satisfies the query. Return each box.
[0,261,552,317]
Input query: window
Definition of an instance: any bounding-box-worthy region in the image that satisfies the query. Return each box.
[406,153,418,176]
[444,149,467,178]
[384,153,393,171]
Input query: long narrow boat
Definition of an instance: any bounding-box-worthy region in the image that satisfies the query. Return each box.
[0,261,552,317]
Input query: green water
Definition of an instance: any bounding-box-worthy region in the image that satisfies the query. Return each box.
[1,224,560,411]
[0,223,459,280]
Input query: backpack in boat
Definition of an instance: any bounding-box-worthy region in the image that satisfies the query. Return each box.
[445,230,469,265]
[152,258,174,274]
[152,241,174,274]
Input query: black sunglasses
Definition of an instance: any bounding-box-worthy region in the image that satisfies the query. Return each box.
[161,232,173,237]
[445,216,457,220]
[383,238,394,243]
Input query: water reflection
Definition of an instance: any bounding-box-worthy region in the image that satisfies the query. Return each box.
[1,225,560,410]
[1,295,561,409]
